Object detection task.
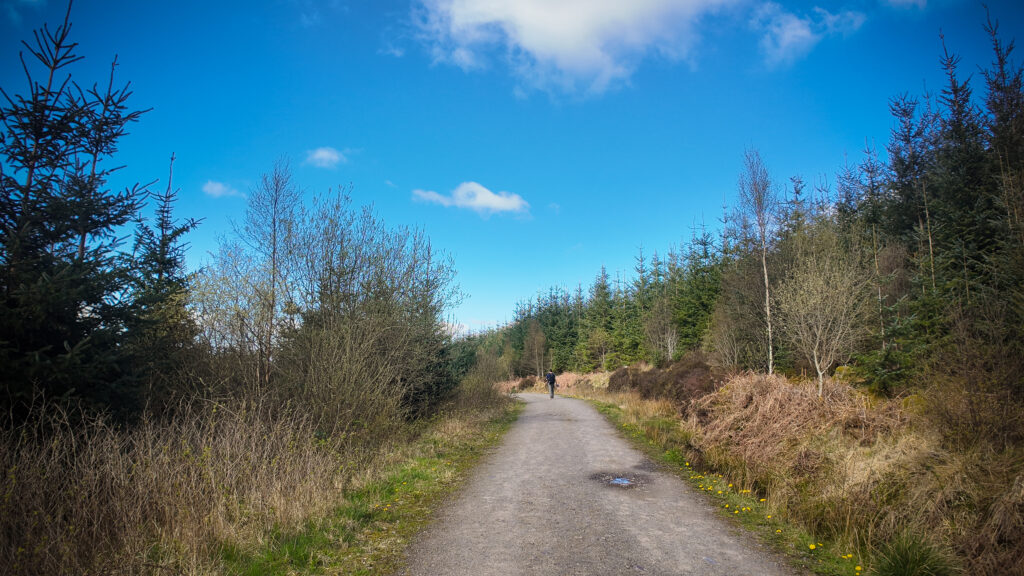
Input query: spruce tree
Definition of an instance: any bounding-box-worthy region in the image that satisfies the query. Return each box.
[0,6,148,417]
[127,155,200,409]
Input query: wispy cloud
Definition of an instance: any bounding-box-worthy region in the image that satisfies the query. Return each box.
[4,0,44,25]
[415,0,738,95]
[293,0,349,28]
[305,146,347,169]
[202,180,243,199]
[413,181,529,216]
[882,0,926,8]
[751,2,865,68]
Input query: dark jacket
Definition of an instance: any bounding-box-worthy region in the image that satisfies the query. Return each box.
[545,371,556,386]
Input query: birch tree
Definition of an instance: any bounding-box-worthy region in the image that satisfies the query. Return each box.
[737,149,779,374]
[777,228,875,396]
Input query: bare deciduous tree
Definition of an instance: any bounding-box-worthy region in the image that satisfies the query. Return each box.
[777,229,875,396]
[523,319,547,377]
[644,294,678,364]
[237,161,301,389]
[738,149,779,374]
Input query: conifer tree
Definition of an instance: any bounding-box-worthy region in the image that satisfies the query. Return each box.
[127,155,200,407]
[0,5,148,417]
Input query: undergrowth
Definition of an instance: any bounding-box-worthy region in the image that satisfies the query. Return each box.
[0,390,517,575]
[562,371,1022,576]
[219,401,520,575]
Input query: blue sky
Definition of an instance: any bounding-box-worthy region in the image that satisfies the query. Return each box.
[2,0,1022,332]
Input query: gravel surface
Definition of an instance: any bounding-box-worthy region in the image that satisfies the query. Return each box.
[401,393,798,575]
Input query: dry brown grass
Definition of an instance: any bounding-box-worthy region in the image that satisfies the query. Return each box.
[0,397,408,576]
[689,373,905,472]
[496,372,611,396]
[569,370,1024,575]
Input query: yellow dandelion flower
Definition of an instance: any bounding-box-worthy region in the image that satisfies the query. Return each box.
[776,529,782,533]
[809,544,816,550]
[855,566,862,571]
[766,515,772,519]
[760,498,766,502]
[734,510,739,514]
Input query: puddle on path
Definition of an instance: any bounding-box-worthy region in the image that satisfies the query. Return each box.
[590,472,651,489]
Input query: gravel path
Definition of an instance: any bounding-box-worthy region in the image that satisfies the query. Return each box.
[401,393,797,576]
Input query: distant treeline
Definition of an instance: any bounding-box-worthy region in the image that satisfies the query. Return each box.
[479,16,1023,408]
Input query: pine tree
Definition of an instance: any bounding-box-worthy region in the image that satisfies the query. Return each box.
[127,155,200,408]
[674,227,721,353]
[0,6,148,417]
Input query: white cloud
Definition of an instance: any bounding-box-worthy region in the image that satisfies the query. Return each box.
[412,181,529,216]
[202,180,243,199]
[305,146,346,169]
[416,0,738,94]
[751,2,865,68]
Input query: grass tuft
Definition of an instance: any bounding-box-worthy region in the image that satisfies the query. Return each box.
[872,533,961,576]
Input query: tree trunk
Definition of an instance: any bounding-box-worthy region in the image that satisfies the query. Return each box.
[814,350,824,397]
[762,244,774,375]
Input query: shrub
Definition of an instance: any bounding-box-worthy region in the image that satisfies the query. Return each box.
[659,351,718,405]
[606,353,719,407]
[516,376,539,391]
[873,533,961,576]
[607,367,634,392]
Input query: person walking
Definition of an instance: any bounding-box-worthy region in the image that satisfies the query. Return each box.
[545,370,557,398]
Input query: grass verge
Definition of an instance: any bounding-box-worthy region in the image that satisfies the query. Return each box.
[572,389,866,576]
[218,401,521,575]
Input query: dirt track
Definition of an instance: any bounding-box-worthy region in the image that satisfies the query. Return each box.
[401,393,796,575]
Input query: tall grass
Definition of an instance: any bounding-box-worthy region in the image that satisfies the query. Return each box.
[1,386,499,576]
[1,396,369,575]
[1,368,512,576]
[566,371,1023,575]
